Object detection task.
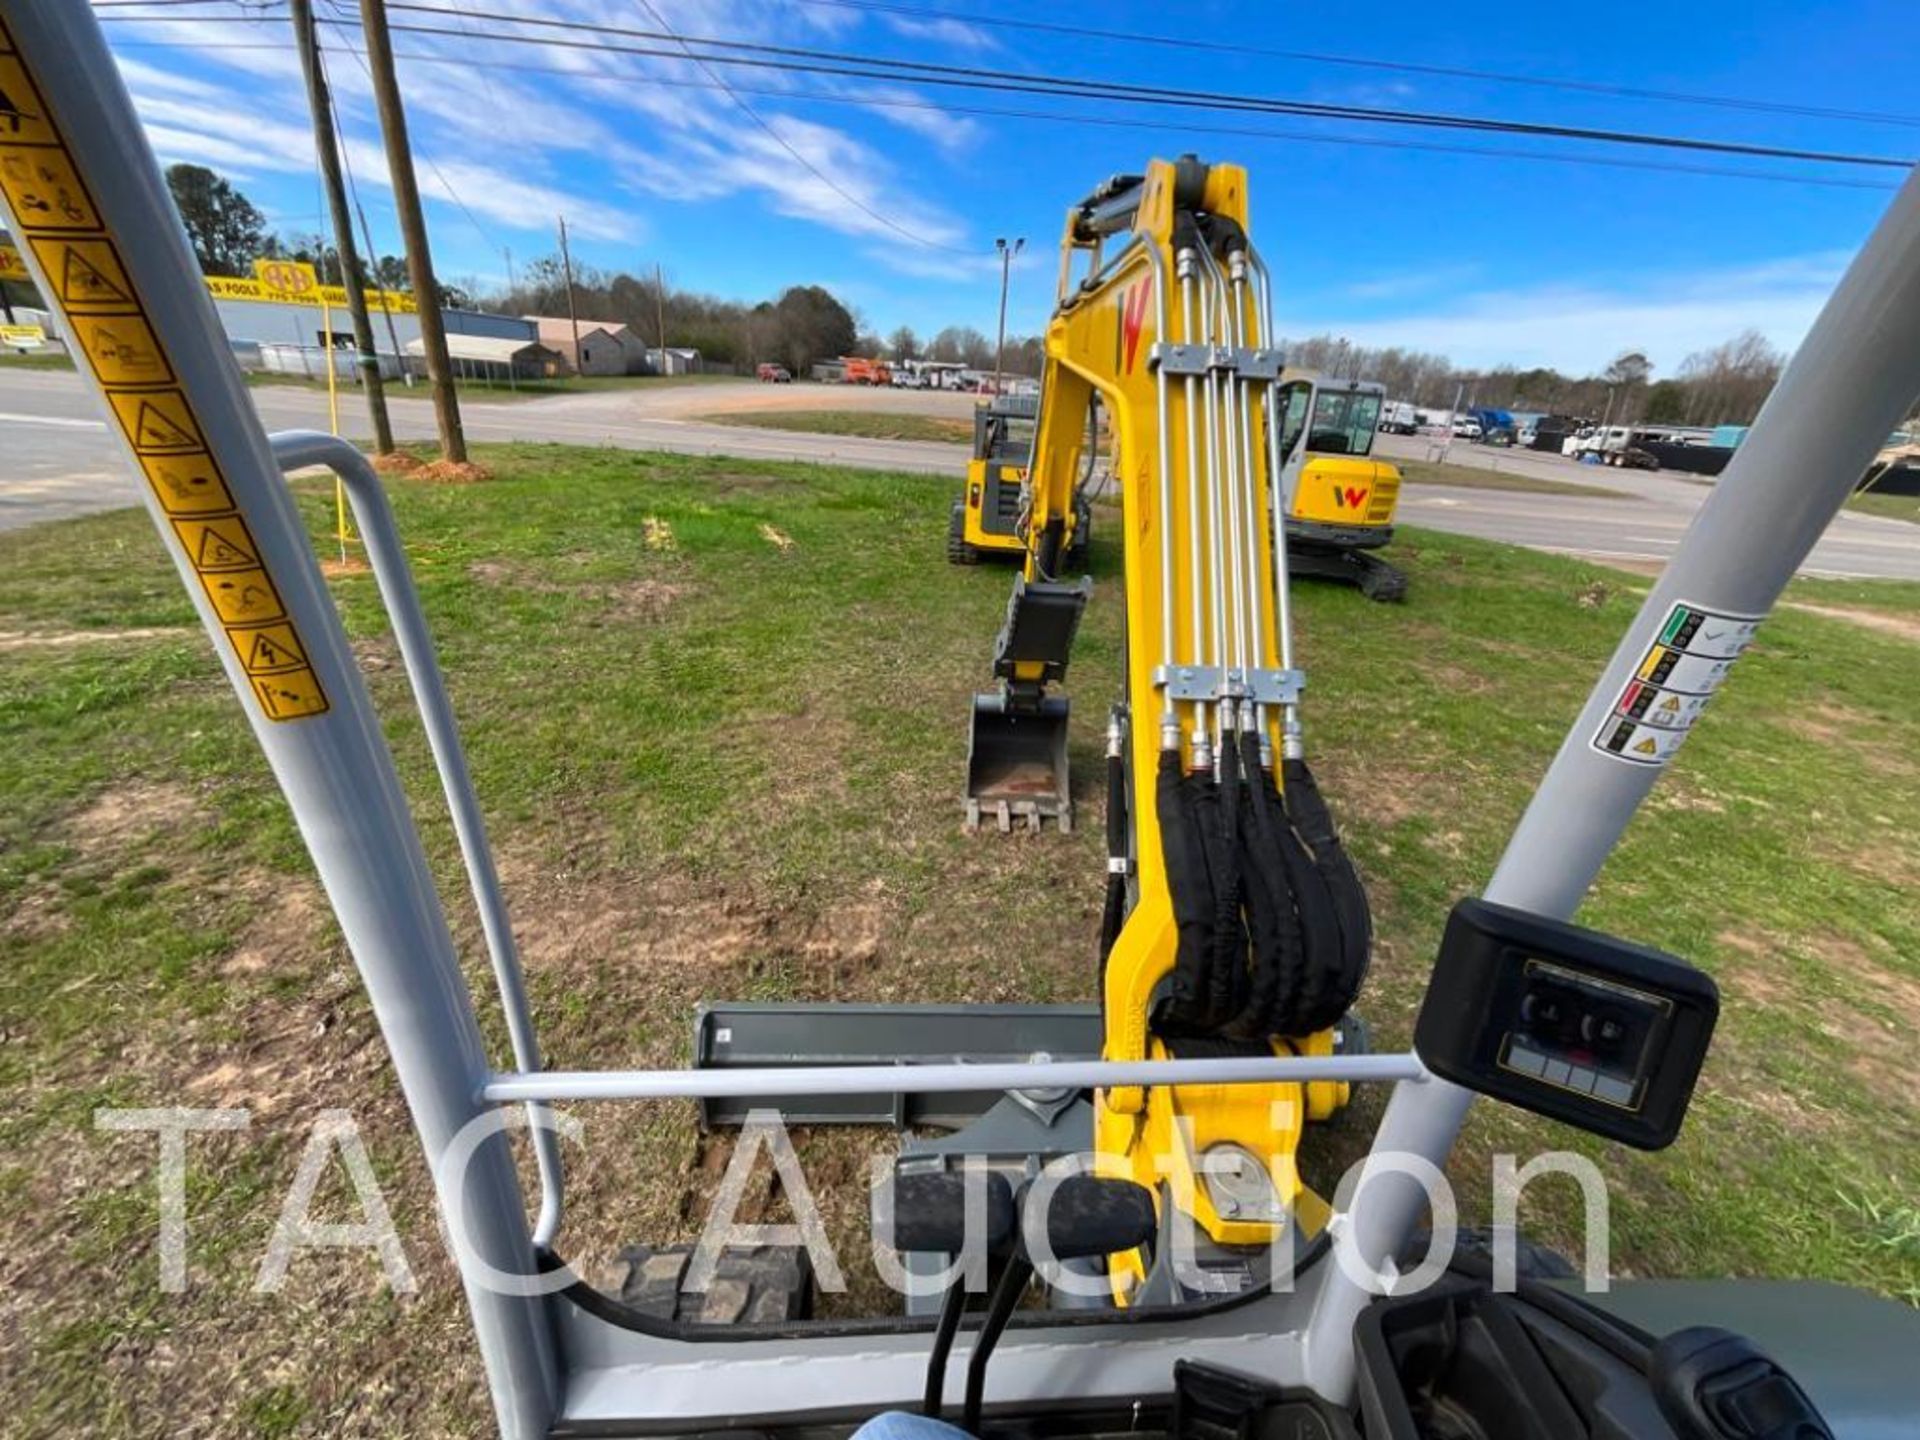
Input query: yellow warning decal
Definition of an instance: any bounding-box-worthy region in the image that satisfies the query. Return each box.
[70,313,174,386]
[252,669,330,721]
[198,567,287,626]
[141,452,236,515]
[0,54,58,147]
[171,514,262,572]
[28,235,135,312]
[108,388,207,454]
[0,146,99,231]
[230,622,309,676]
[0,241,25,282]
[0,24,327,723]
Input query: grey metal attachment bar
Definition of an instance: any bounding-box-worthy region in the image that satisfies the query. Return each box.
[268,431,566,1248]
[692,1002,1104,1129]
[1156,662,1304,705]
[1149,342,1285,381]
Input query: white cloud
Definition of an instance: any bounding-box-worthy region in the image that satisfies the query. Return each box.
[102,0,984,272]
[878,14,998,52]
[122,91,638,244]
[1284,253,1853,373]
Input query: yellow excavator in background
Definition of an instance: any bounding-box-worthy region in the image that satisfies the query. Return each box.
[1275,369,1408,601]
[964,155,1371,1292]
[947,393,1096,568]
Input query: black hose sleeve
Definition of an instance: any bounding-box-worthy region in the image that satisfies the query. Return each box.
[1283,758,1373,1033]
[1154,748,1214,1034]
[1206,731,1248,1024]
[1226,732,1297,1040]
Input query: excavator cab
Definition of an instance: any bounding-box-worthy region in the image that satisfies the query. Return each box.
[948,394,1094,567]
[1275,371,1408,600]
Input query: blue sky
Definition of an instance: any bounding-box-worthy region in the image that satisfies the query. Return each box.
[100,0,1918,375]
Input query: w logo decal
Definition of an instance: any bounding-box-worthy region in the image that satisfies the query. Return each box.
[1120,276,1152,374]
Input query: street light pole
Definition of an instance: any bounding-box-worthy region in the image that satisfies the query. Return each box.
[993,235,1023,396]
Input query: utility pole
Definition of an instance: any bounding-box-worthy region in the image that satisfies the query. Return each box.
[359,0,465,461]
[291,0,393,454]
[993,235,1023,395]
[504,246,517,296]
[654,261,667,377]
[557,215,581,375]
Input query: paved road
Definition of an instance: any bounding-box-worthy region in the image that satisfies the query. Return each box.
[1374,433,1919,580]
[2,369,1914,580]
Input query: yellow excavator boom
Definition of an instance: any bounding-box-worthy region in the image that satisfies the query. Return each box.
[970,156,1374,1301]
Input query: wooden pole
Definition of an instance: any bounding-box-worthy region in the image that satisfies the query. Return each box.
[359,0,466,462]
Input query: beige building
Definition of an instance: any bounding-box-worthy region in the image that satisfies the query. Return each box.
[523,315,650,376]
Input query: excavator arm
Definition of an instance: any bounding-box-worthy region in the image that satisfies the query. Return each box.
[969,156,1374,1300]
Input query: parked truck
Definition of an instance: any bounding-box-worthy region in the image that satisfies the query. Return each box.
[1378,399,1420,435]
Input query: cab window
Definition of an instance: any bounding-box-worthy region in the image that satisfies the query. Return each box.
[1279,382,1313,460]
[1306,390,1382,457]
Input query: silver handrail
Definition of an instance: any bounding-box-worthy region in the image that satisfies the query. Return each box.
[486,1051,1428,1104]
[269,431,566,1248]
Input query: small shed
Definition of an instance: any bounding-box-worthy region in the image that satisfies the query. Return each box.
[408,334,563,384]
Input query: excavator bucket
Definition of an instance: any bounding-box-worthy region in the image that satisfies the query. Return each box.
[964,575,1090,832]
[966,692,1073,832]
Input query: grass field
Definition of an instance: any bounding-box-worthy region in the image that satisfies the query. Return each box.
[1395,458,1627,498]
[698,407,975,444]
[3,446,1917,1435]
[1846,488,1920,524]
[0,350,77,371]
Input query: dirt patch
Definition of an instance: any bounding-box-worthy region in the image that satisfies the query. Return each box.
[1792,701,1881,747]
[0,881,69,941]
[467,560,687,621]
[1786,601,1920,644]
[416,459,492,485]
[65,780,204,851]
[370,450,424,475]
[321,555,372,579]
[706,471,801,496]
[221,875,331,979]
[0,626,191,650]
[606,579,686,622]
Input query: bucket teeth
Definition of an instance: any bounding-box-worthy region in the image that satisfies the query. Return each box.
[965,693,1072,832]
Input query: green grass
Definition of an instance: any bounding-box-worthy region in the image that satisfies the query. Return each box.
[698,407,973,444]
[1847,488,1920,524]
[2,447,1917,1433]
[1396,457,1626,498]
[0,349,76,370]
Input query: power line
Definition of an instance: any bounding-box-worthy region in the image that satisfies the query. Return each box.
[795,0,1920,133]
[311,0,503,253]
[362,5,1916,171]
[627,0,974,255]
[97,35,1905,195]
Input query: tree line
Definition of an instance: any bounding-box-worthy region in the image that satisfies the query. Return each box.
[1281,330,1788,429]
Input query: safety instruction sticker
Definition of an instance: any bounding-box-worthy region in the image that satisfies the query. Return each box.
[1592,600,1761,767]
[70,313,174,385]
[0,146,98,230]
[28,235,135,310]
[0,15,327,722]
[141,452,237,515]
[107,388,206,453]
